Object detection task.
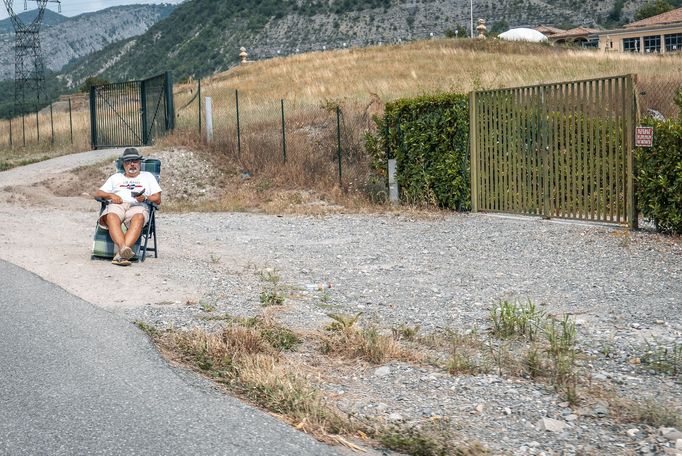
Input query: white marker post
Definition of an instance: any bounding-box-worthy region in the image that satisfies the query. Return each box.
[205,97,213,143]
[388,158,399,204]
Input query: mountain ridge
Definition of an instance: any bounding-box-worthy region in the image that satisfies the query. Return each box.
[57,0,661,88]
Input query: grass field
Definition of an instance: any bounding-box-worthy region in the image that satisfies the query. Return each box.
[1,38,681,208]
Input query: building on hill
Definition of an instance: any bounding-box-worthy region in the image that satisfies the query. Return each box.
[596,7,682,53]
[535,25,566,37]
[535,25,600,48]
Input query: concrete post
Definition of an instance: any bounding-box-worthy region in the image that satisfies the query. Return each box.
[205,96,213,143]
[388,159,399,204]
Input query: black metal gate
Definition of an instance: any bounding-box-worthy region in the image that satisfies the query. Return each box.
[89,72,175,149]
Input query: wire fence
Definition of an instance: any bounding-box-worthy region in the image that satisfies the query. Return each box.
[636,74,682,120]
[0,95,91,153]
[173,78,377,190]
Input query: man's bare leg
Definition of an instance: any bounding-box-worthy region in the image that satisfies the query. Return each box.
[103,213,126,253]
[124,214,145,248]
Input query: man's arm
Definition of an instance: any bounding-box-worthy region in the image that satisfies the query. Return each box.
[134,192,161,205]
[95,189,123,204]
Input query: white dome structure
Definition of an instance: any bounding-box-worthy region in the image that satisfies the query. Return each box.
[498,28,549,43]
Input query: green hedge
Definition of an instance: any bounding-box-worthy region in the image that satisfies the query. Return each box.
[367,93,470,210]
[637,117,682,234]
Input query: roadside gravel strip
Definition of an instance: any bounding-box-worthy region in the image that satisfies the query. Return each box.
[0,151,680,455]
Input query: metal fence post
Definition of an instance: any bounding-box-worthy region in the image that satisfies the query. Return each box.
[469,91,479,212]
[281,99,286,163]
[22,113,25,147]
[165,71,175,131]
[89,86,97,149]
[235,89,241,158]
[336,106,342,186]
[49,102,54,145]
[8,117,12,147]
[140,79,149,145]
[625,75,638,229]
[68,98,73,145]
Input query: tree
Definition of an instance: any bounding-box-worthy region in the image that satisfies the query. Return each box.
[489,20,509,37]
[634,0,674,21]
[445,24,469,38]
[79,77,109,93]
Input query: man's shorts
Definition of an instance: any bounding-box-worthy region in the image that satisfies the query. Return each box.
[99,203,149,230]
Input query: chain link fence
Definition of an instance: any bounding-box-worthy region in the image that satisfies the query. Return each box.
[173,78,378,192]
[637,74,682,120]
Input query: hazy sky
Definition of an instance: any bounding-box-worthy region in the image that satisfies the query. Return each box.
[1,0,184,21]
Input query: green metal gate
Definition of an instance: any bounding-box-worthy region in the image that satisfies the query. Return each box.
[89,72,175,149]
[469,75,638,227]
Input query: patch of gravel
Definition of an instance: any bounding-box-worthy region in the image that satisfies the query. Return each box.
[125,211,682,455]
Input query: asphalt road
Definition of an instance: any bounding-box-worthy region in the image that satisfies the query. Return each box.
[0,260,340,456]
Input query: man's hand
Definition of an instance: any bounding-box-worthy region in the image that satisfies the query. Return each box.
[109,194,123,204]
[135,194,146,203]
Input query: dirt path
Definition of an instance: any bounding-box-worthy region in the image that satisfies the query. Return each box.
[0,149,203,313]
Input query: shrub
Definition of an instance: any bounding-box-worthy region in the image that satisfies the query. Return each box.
[368,93,470,210]
[636,117,682,234]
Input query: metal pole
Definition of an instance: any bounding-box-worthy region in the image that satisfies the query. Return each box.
[336,106,342,186]
[35,107,40,144]
[470,0,474,38]
[22,113,25,147]
[8,117,12,147]
[281,99,286,163]
[235,89,241,158]
[49,102,54,145]
[89,86,97,149]
[68,98,73,144]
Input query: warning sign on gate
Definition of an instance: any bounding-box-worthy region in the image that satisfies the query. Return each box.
[635,127,654,147]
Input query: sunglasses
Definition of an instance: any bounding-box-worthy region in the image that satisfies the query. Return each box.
[123,159,140,164]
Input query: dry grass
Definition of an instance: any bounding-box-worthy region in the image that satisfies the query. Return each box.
[149,316,363,439]
[5,38,682,212]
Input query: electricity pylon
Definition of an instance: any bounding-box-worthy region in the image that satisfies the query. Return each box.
[2,0,62,116]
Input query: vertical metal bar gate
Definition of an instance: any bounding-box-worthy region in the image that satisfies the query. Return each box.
[470,75,638,227]
[89,72,175,149]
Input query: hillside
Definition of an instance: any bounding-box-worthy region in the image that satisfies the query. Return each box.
[0,9,67,34]
[0,4,176,82]
[59,0,662,87]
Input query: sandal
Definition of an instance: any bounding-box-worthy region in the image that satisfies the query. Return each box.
[112,255,131,266]
[119,246,134,260]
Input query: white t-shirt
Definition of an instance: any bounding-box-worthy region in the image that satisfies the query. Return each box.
[99,171,162,205]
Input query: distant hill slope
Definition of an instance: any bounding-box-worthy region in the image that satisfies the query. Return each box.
[0,4,176,81]
[0,9,67,33]
[59,0,659,87]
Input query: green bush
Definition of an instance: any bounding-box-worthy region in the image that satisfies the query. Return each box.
[636,117,682,234]
[368,93,470,210]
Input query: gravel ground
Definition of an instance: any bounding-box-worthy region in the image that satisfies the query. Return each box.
[2,150,680,455]
[126,211,682,456]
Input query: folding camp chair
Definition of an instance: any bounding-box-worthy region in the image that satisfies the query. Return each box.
[91,158,160,262]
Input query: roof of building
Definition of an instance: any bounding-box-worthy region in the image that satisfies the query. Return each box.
[550,27,600,39]
[535,25,566,35]
[498,28,549,43]
[625,6,682,28]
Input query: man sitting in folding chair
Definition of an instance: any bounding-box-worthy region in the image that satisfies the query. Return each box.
[94,148,162,266]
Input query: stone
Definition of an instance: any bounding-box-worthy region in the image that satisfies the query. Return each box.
[660,428,682,441]
[374,366,391,377]
[627,428,640,438]
[503,407,512,415]
[676,439,682,450]
[475,404,485,413]
[388,413,403,422]
[565,414,578,422]
[537,417,568,433]
[594,404,609,417]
